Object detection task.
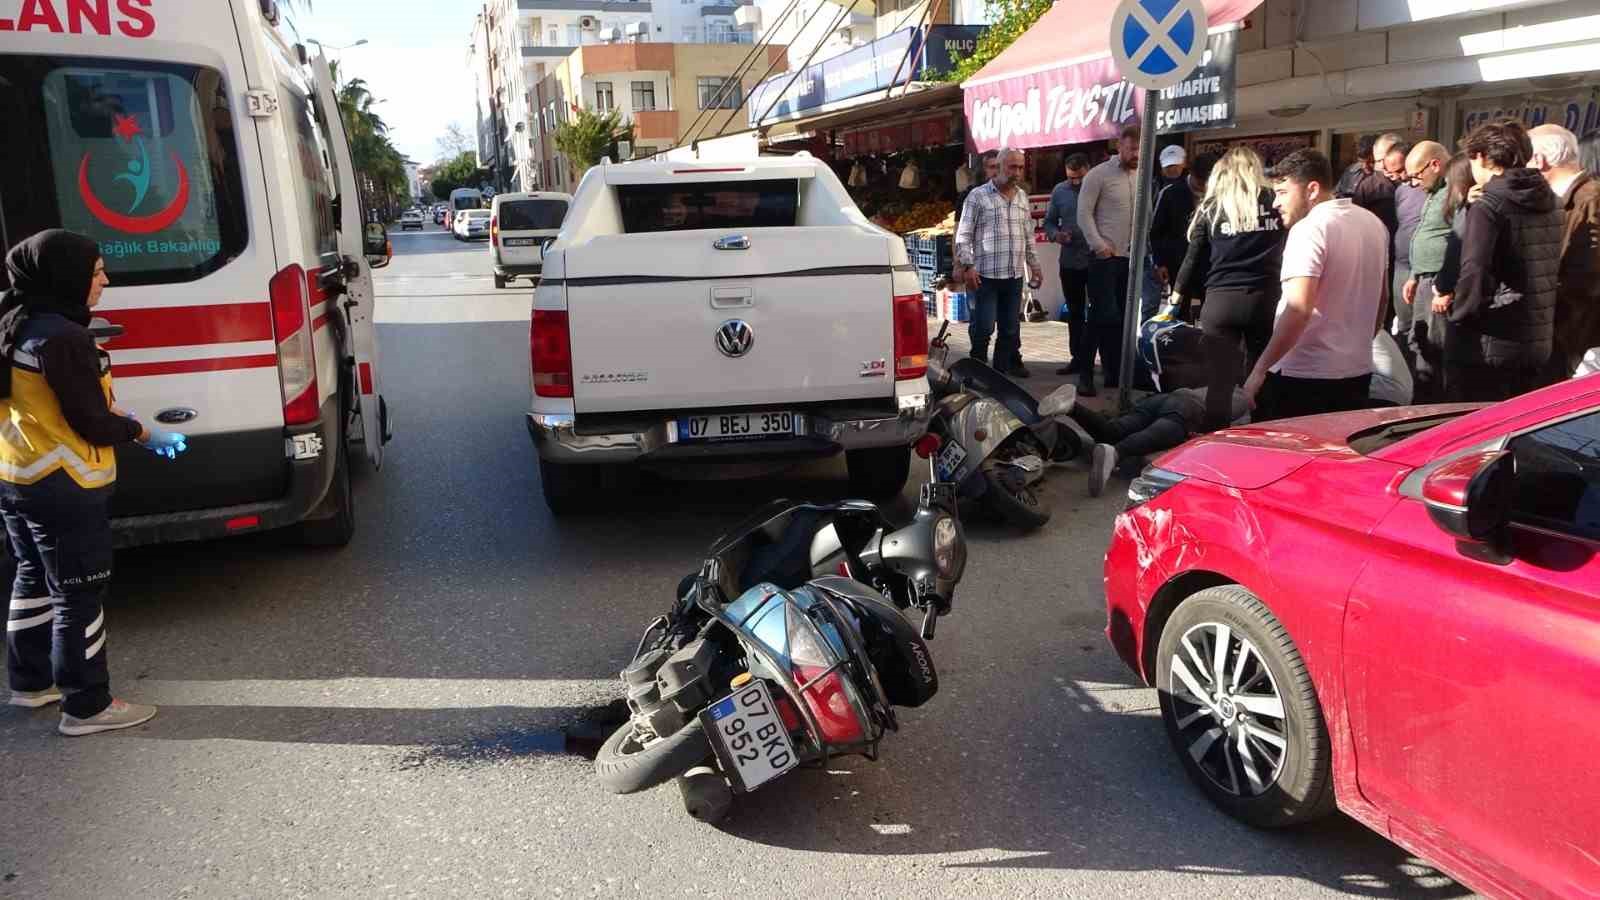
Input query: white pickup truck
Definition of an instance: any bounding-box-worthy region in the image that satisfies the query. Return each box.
[526,156,932,513]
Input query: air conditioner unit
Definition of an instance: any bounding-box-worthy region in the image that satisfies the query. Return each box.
[734,4,760,28]
[579,15,599,29]
[600,26,622,41]
[625,21,647,35]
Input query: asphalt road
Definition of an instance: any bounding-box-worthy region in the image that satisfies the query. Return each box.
[0,225,1469,898]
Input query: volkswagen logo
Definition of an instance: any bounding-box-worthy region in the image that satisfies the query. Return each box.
[715,319,754,358]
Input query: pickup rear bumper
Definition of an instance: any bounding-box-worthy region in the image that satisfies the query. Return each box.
[527,396,929,465]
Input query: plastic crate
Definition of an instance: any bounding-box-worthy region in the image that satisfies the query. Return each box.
[904,233,953,272]
[916,267,939,294]
[937,289,970,323]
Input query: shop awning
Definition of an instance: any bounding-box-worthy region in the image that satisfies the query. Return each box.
[962,0,1261,151]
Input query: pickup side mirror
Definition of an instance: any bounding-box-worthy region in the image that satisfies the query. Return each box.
[1422,449,1515,547]
[364,222,391,269]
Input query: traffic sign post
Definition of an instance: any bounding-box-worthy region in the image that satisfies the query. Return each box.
[1109,0,1208,411]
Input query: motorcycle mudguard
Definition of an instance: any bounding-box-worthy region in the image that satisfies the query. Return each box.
[944,398,1029,485]
[812,577,938,708]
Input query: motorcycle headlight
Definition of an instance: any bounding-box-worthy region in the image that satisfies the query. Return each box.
[932,515,964,579]
[1126,466,1186,510]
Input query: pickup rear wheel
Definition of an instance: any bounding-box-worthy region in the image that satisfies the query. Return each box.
[539,458,595,515]
[846,446,911,501]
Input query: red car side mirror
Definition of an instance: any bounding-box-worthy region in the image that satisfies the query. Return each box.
[1422,449,1515,545]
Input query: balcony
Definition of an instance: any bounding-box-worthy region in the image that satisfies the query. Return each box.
[522,45,577,57]
[517,0,649,10]
[633,109,679,141]
[701,3,738,15]
[704,26,753,44]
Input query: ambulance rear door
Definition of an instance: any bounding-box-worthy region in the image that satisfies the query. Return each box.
[308,52,387,468]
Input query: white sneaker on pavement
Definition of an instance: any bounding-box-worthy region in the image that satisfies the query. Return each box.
[1089,443,1117,498]
[58,699,157,736]
[8,687,63,708]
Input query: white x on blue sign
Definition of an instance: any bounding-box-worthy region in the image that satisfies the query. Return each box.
[1110,0,1208,91]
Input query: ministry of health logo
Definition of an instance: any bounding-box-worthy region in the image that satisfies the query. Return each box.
[76,113,190,234]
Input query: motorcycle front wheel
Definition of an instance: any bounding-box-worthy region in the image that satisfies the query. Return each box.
[594,719,713,795]
[981,442,1051,531]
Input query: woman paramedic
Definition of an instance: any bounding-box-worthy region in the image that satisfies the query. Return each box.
[1,230,186,736]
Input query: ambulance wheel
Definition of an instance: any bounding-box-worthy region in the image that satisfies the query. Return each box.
[296,422,355,547]
[494,273,507,289]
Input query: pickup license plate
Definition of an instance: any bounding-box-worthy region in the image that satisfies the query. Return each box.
[675,411,801,442]
[935,440,968,480]
[701,680,798,793]
[504,237,535,246]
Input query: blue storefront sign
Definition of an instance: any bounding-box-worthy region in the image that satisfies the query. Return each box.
[748,26,988,128]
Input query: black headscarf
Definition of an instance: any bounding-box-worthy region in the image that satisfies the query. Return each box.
[0,230,100,399]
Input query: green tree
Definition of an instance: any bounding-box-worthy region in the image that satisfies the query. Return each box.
[553,107,635,176]
[428,151,490,200]
[933,0,1052,84]
[329,61,410,218]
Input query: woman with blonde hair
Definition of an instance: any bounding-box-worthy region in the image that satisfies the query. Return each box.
[1173,145,1288,428]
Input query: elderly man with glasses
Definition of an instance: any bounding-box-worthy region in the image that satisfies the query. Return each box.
[1400,140,1453,402]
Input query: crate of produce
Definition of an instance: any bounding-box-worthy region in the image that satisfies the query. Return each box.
[904,233,954,272]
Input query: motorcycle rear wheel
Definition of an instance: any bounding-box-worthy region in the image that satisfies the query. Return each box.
[981,443,1051,531]
[594,719,713,795]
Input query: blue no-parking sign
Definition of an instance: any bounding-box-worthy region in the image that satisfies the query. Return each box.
[1109,0,1208,91]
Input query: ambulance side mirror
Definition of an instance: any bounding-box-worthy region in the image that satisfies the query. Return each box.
[364,223,391,269]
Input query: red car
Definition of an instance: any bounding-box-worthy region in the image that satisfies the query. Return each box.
[1103,375,1600,900]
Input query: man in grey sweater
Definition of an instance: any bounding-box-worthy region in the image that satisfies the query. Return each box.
[1076,123,1141,396]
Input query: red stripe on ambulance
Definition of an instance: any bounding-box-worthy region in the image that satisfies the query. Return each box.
[113,354,278,378]
[98,302,273,350]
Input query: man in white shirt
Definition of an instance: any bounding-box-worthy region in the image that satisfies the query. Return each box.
[1074,123,1142,396]
[1244,148,1391,420]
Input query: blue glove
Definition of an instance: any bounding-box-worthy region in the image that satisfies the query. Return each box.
[139,430,188,459]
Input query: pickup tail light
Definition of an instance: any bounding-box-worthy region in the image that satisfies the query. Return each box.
[531,309,574,398]
[893,293,928,380]
[269,263,319,426]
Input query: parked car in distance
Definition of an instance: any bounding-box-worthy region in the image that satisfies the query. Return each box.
[454,209,490,241]
[527,156,931,514]
[433,207,447,225]
[400,209,424,231]
[1103,375,1600,900]
[489,191,571,289]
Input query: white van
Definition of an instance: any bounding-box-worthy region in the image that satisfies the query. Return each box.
[0,0,391,547]
[449,187,484,212]
[489,191,570,288]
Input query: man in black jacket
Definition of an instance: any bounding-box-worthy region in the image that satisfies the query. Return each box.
[1441,119,1563,402]
[1148,153,1217,319]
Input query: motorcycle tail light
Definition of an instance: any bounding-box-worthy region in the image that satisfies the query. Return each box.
[914,433,942,458]
[775,693,803,733]
[793,664,864,744]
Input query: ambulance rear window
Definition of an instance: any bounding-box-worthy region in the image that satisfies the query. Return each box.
[0,57,247,287]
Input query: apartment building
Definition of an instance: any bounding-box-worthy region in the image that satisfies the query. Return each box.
[535,41,788,191]
[738,0,873,71]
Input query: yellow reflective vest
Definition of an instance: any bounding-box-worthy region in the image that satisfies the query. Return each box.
[0,323,118,489]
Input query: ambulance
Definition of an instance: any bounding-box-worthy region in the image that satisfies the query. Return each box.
[0,0,392,547]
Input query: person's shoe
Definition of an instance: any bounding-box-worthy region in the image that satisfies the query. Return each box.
[1056,359,1084,376]
[1077,375,1098,398]
[968,352,989,366]
[58,699,157,737]
[8,687,62,708]
[1089,444,1117,498]
[1007,364,1031,378]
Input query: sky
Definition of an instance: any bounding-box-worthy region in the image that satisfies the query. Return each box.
[284,0,483,165]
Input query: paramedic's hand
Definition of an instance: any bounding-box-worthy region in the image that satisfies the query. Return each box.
[139,430,188,460]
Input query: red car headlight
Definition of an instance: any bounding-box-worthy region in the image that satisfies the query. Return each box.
[1126,466,1185,510]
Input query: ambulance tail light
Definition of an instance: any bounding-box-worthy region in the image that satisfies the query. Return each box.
[269,264,320,426]
[531,310,573,398]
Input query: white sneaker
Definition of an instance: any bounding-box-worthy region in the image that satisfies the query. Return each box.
[8,687,63,708]
[58,699,157,736]
[1089,443,1117,498]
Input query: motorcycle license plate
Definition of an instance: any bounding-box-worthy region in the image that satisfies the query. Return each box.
[700,680,798,793]
[673,412,802,443]
[935,440,968,481]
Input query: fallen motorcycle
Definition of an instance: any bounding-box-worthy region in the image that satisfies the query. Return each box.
[593,486,967,823]
[923,320,1089,530]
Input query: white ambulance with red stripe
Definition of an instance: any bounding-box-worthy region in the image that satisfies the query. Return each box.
[0,0,391,547]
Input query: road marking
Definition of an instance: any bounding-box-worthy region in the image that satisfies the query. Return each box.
[128,677,616,708]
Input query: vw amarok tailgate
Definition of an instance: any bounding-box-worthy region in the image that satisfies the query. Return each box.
[564,227,896,413]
